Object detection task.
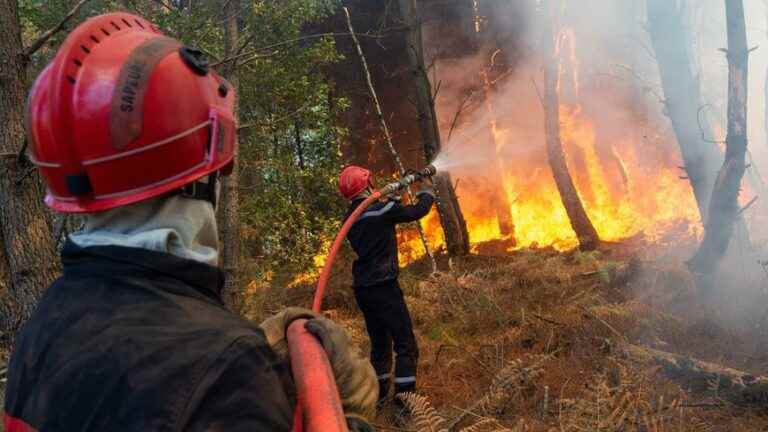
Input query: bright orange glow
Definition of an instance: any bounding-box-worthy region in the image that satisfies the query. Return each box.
[396,103,702,262]
[395,26,703,263]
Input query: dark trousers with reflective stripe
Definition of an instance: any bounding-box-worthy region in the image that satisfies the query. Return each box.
[354,279,418,397]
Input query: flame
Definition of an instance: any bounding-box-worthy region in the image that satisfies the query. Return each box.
[351,24,704,267]
[396,102,701,264]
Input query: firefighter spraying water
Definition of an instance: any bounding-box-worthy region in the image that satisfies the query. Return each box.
[336,165,436,406]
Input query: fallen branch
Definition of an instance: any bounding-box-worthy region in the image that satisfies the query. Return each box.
[532,312,563,326]
[620,343,768,406]
[344,6,437,273]
[22,0,90,60]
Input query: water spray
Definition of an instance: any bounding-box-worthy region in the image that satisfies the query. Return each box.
[286,165,438,432]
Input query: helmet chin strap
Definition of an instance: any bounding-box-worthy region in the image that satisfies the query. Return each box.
[353,187,373,201]
[173,171,220,208]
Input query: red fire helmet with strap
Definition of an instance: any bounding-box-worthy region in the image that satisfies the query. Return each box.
[338,165,373,200]
[26,12,237,213]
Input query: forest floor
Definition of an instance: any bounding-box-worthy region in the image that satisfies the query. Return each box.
[248,235,768,431]
[1,238,767,431]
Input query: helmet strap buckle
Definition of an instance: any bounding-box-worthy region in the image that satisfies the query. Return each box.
[178,171,218,208]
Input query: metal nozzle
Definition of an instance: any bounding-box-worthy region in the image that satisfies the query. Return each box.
[419,164,437,178]
[381,164,438,195]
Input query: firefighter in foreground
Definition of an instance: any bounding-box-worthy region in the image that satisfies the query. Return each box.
[4,12,377,432]
[339,166,435,405]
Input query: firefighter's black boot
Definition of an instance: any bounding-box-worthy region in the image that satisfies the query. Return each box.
[377,375,391,408]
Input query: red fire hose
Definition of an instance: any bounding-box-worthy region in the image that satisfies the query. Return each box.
[286,166,435,432]
[286,191,382,432]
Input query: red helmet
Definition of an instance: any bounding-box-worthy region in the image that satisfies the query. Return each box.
[339,165,373,200]
[26,12,237,213]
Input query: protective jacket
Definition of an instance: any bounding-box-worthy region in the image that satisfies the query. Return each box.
[3,241,294,432]
[344,191,434,288]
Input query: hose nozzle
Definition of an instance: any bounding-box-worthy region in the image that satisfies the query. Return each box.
[419,164,437,178]
[382,164,438,195]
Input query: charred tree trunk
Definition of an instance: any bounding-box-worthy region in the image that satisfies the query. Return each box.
[647,0,724,219]
[397,0,470,256]
[690,0,750,274]
[0,0,59,341]
[472,3,515,239]
[541,3,600,251]
[219,0,241,309]
[480,70,515,239]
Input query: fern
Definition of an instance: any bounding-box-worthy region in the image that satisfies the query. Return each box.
[476,357,543,415]
[558,363,688,431]
[397,392,520,432]
[446,356,545,430]
[398,392,448,432]
[458,418,514,432]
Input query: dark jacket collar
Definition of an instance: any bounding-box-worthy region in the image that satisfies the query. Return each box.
[61,239,226,301]
[345,196,387,219]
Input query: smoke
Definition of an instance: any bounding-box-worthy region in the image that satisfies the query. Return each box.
[694,0,768,234]
[685,0,768,334]
[420,0,768,329]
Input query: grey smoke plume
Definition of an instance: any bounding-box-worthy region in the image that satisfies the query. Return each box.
[421,0,766,248]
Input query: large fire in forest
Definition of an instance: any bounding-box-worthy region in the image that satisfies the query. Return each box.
[398,103,702,262]
[396,23,704,263]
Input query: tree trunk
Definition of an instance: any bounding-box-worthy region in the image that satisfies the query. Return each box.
[690,0,749,273]
[472,2,515,239]
[480,71,515,239]
[0,232,14,343]
[647,0,725,219]
[397,0,470,256]
[541,2,600,251]
[219,0,241,309]
[294,120,305,170]
[0,0,59,341]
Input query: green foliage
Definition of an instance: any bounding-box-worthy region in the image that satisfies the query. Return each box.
[234,1,346,278]
[18,0,348,280]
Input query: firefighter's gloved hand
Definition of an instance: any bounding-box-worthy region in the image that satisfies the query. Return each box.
[258,307,317,359]
[259,308,378,428]
[305,317,378,423]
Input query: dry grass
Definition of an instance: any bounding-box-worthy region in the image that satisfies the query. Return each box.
[2,240,766,432]
[244,242,768,430]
